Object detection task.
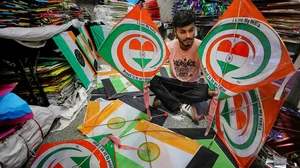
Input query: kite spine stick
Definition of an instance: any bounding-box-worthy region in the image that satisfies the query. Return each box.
[214,94,274,117]
[246,88,266,164]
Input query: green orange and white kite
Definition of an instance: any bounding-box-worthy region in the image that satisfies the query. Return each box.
[30,135,116,168]
[53,31,96,89]
[200,0,296,151]
[198,0,296,100]
[214,83,288,168]
[97,3,169,91]
[97,3,169,119]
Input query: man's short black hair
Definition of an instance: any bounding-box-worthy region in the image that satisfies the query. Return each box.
[173,10,195,28]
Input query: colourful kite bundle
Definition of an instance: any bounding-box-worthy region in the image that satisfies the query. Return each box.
[0,0,30,28]
[255,1,300,44]
[172,0,228,17]
[0,0,87,28]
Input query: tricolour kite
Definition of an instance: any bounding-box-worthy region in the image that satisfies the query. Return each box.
[53,31,96,89]
[79,26,98,57]
[116,120,218,168]
[30,135,116,168]
[214,83,288,167]
[198,0,296,100]
[97,3,169,91]
[78,99,148,138]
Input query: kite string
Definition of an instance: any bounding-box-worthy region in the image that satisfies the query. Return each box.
[140,6,146,84]
[206,0,242,145]
[219,0,242,85]
[144,130,153,168]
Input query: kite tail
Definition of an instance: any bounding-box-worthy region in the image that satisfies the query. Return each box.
[100,135,141,150]
[143,83,152,119]
[205,95,219,136]
[274,55,300,100]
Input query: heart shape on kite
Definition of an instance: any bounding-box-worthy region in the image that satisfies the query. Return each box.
[129,39,154,69]
[216,40,249,75]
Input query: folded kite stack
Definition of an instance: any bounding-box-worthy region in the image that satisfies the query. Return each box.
[0,0,87,28]
[102,0,134,24]
[29,1,85,27]
[143,0,160,21]
[36,62,77,106]
[172,0,227,17]
[255,1,300,44]
[0,0,31,28]
[171,0,228,27]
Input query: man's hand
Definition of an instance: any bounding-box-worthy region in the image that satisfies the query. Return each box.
[144,84,151,89]
[208,88,218,97]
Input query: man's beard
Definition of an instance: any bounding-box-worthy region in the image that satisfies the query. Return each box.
[178,37,194,48]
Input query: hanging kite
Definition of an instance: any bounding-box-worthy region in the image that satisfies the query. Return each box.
[198,0,296,100]
[97,3,169,92]
[97,2,169,118]
[214,83,288,168]
[30,135,116,168]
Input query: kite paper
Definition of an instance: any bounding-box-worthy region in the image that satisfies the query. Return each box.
[90,25,113,51]
[53,31,95,89]
[98,4,170,91]
[84,101,113,122]
[30,135,116,168]
[76,34,98,71]
[116,120,218,168]
[97,72,139,93]
[78,26,98,56]
[214,83,288,168]
[171,128,239,168]
[198,0,296,100]
[78,99,148,138]
[156,64,171,78]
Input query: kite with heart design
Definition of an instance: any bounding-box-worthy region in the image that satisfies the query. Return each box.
[97,2,170,119]
[213,83,288,168]
[198,0,296,100]
[198,0,296,142]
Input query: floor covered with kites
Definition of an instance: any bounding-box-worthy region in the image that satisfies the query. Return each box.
[0,0,300,168]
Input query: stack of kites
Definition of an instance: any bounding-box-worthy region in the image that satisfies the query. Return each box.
[0,0,87,28]
[28,44,78,106]
[34,61,77,106]
[30,1,85,27]
[143,0,160,21]
[172,0,228,16]
[101,0,134,24]
[0,83,33,140]
[255,1,300,44]
[171,0,229,27]
[0,41,78,106]
[0,0,31,28]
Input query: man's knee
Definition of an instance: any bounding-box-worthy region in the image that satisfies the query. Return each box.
[150,75,161,87]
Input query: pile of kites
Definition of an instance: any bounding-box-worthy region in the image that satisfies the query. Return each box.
[172,0,228,17]
[255,1,300,44]
[0,0,88,28]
